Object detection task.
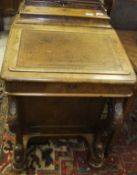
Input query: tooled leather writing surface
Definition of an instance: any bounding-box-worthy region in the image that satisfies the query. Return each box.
[16,29,125,74]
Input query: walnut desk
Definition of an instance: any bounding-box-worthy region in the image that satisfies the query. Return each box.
[1,2,136,171]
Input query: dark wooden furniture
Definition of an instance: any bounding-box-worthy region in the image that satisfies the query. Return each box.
[0,0,22,31]
[1,0,136,171]
[0,0,21,16]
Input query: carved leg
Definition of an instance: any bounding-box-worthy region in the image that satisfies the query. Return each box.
[90,99,124,168]
[104,99,124,156]
[13,142,25,171]
[8,97,25,171]
[90,133,105,168]
[89,102,109,168]
[90,124,111,167]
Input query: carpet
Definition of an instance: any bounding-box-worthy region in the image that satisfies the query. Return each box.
[0,97,137,175]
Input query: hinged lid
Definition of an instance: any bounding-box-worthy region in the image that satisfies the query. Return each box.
[1,22,136,84]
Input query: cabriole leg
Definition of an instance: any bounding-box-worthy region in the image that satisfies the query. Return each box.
[104,99,124,157]
[90,98,124,168]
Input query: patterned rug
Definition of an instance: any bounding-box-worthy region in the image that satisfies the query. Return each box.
[0,97,137,175]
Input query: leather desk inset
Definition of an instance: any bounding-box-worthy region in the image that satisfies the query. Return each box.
[1,0,136,170]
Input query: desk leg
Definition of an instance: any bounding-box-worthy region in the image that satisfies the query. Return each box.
[104,99,124,158]
[111,99,124,143]
[8,97,25,171]
[90,133,105,168]
[90,99,124,168]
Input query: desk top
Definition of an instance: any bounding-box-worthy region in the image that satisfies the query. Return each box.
[0,3,136,97]
[1,21,136,85]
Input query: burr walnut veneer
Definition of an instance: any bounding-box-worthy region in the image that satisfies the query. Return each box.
[1,0,136,170]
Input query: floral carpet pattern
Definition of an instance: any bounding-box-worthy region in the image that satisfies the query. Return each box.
[0,96,137,175]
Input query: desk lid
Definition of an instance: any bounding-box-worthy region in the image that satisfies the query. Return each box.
[1,22,136,84]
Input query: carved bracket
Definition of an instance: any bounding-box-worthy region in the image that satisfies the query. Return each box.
[113,99,124,128]
[7,97,18,132]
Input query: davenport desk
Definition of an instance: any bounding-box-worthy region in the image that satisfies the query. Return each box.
[1,0,136,171]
